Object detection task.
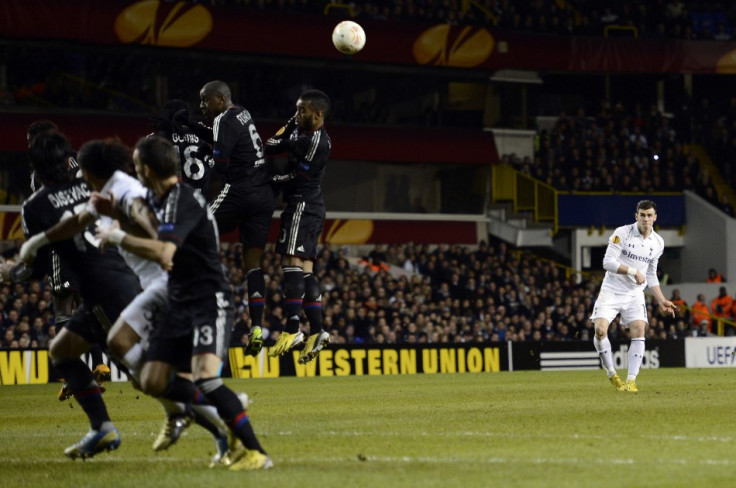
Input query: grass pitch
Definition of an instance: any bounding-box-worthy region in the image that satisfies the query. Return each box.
[1,368,734,488]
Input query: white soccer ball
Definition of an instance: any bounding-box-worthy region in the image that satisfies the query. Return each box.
[332,20,366,55]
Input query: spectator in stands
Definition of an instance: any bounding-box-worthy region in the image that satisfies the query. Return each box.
[710,286,733,331]
[707,268,724,283]
[718,194,735,217]
[668,289,689,325]
[691,293,711,330]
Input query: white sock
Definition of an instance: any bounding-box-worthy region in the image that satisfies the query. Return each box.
[121,343,143,381]
[158,399,186,417]
[593,336,616,376]
[191,404,227,433]
[627,338,645,381]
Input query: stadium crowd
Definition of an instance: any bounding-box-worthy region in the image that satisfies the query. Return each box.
[195,0,734,40]
[501,99,735,215]
[3,236,722,351]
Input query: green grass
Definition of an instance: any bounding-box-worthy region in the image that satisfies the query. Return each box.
[1,369,734,488]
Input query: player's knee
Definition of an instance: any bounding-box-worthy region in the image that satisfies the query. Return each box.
[593,322,608,338]
[139,371,167,397]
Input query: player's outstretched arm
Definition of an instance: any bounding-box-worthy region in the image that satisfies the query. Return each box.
[96,225,176,271]
[20,210,95,262]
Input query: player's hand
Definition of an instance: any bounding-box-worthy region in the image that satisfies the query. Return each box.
[91,191,116,218]
[20,233,49,263]
[95,220,121,253]
[659,299,677,317]
[633,270,646,285]
[0,261,14,282]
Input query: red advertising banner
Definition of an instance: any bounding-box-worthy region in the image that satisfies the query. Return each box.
[1,211,479,245]
[2,0,736,73]
[0,112,497,165]
[232,217,480,245]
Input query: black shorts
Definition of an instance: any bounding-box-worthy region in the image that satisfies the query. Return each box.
[63,286,138,349]
[209,181,275,249]
[146,291,234,369]
[275,200,326,260]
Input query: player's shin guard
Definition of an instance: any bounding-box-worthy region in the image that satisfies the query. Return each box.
[53,358,110,429]
[196,377,265,454]
[593,336,616,376]
[282,266,304,334]
[246,268,266,328]
[627,338,645,380]
[303,273,325,334]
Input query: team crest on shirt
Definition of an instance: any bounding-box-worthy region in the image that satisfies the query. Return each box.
[612,235,620,244]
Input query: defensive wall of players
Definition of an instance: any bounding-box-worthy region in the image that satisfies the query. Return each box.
[2,338,735,385]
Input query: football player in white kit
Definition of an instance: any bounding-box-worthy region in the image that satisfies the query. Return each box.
[590,200,677,393]
[21,139,239,465]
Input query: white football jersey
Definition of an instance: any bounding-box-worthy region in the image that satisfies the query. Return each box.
[91,170,167,290]
[600,223,664,296]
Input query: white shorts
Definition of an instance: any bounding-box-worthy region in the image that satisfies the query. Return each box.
[589,289,648,326]
[119,277,168,345]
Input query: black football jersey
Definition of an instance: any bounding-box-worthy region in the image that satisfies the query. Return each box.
[211,106,271,187]
[151,182,229,302]
[163,129,214,195]
[30,155,82,293]
[267,125,331,202]
[21,176,138,305]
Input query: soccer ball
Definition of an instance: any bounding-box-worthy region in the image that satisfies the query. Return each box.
[332,20,366,55]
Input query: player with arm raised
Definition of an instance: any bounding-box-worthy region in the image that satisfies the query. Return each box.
[590,200,676,393]
[97,135,272,471]
[199,80,276,357]
[265,89,332,363]
[19,130,141,459]
[26,120,110,399]
[21,138,239,466]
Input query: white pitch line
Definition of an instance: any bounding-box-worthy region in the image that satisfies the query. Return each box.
[3,429,732,444]
[2,455,734,467]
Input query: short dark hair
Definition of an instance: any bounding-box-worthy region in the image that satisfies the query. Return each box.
[27,130,74,185]
[135,135,178,178]
[152,99,190,137]
[300,89,331,116]
[637,200,656,212]
[27,119,58,144]
[78,139,132,181]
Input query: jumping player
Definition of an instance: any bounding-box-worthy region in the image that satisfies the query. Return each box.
[265,89,332,364]
[199,81,276,357]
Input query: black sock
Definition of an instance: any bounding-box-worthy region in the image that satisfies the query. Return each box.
[196,378,265,454]
[303,273,324,334]
[246,268,266,328]
[162,375,197,404]
[89,345,105,368]
[282,266,304,334]
[53,358,110,430]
